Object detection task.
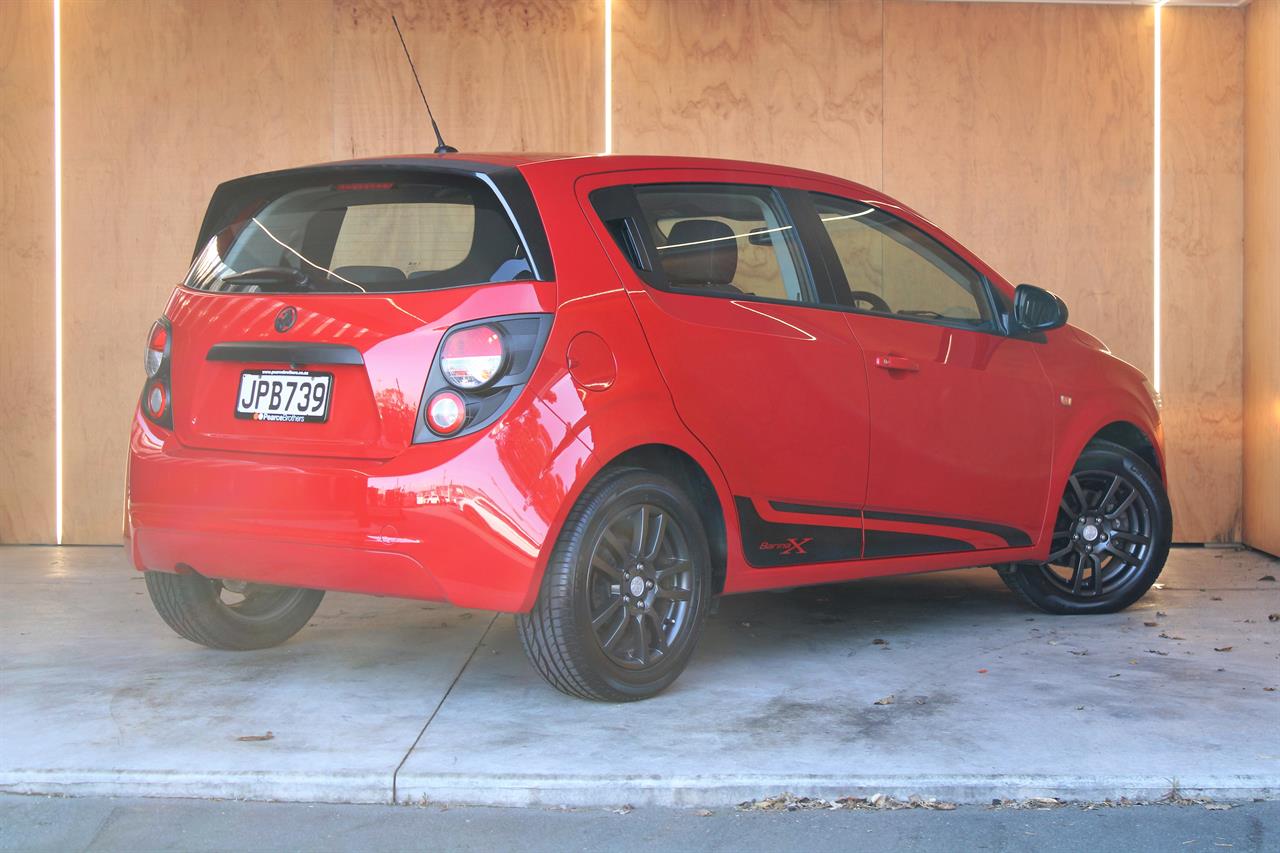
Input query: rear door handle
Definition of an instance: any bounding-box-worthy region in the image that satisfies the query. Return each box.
[873,355,920,372]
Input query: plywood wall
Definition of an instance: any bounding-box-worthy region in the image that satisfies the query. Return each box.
[0,0,1253,545]
[883,1,1155,380]
[52,0,603,544]
[1243,0,1280,557]
[1161,7,1244,543]
[612,0,882,186]
[0,0,56,544]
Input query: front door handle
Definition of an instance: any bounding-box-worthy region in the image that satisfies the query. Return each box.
[874,355,920,372]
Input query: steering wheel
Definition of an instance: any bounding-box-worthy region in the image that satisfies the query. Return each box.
[849,290,891,313]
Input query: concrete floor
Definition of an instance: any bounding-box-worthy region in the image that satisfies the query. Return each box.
[0,545,1277,806]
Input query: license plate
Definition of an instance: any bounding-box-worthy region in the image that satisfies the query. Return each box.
[235,370,332,423]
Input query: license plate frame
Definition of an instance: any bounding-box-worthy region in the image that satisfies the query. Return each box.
[235,369,334,423]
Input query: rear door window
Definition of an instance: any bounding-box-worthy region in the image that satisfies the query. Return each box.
[185,179,532,294]
[630,184,814,303]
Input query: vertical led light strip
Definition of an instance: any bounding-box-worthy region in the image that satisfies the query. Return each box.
[603,0,612,154]
[52,0,63,545]
[1152,0,1167,393]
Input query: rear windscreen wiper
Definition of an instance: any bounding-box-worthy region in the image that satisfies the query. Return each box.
[221,267,313,292]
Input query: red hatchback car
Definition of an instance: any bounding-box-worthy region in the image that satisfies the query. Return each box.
[126,153,1171,701]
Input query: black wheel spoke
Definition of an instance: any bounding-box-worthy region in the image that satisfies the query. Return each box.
[1098,474,1122,513]
[1107,491,1138,520]
[1103,543,1136,566]
[601,527,631,561]
[1047,543,1074,563]
[656,585,691,602]
[634,614,648,665]
[644,511,667,561]
[1112,530,1151,546]
[1090,554,1104,596]
[590,554,623,581]
[592,597,623,630]
[601,611,629,651]
[1070,554,1087,595]
[1068,475,1089,513]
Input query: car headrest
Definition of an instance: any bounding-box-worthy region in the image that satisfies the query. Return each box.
[659,219,738,287]
[332,265,407,286]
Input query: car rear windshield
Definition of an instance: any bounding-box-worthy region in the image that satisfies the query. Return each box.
[184,177,533,294]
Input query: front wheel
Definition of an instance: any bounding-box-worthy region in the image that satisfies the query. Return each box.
[997,440,1171,614]
[517,468,712,701]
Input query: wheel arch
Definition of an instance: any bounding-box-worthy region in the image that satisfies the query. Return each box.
[596,444,729,594]
[1088,421,1163,481]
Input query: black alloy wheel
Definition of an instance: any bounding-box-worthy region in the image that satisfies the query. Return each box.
[586,502,697,670]
[517,468,712,701]
[997,440,1171,615]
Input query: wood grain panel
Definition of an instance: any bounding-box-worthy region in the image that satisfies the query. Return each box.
[883,1,1155,379]
[0,0,55,543]
[1161,7,1244,543]
[332,0,603,159]
[60,0,336,543]
[612,0,883,185]
[1243,0,1280,556]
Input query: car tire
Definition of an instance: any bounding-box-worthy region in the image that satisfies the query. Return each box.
[517,467,712,701]
[997,440,1172,615]
[144,570,324,650]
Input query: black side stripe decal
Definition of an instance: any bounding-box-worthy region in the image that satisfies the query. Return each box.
[861,509,1032,548]
[764,500,1033,550]
[769,500,860,518]
[737,498,862,568]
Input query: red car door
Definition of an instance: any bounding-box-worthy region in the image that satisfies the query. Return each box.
[581,173,871,567]
[803,190,1055,556]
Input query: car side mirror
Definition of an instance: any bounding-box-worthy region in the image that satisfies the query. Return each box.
[1012,283,1068,333]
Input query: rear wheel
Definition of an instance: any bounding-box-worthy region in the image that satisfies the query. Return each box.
[517,468,712,701]
[145,570,324,650]
[997,440,1171,614]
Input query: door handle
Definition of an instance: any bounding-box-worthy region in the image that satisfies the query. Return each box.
[874,355,920,372]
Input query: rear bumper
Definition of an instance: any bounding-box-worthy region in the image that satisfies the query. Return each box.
[125,397,589,612]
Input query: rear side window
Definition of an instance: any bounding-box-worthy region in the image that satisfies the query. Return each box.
[812,193,993,328]
[185,179,532,294]
[633,184,811,303]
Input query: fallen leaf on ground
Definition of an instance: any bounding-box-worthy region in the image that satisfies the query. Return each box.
[1204,803,1233,811]
[1260,575,1276,582]
[695,809,713,817]
[1210,596,1222,601]
[1147,649,1169,656]
[611,805,634,815]
[977,668,988,674]
[236,732,274,742]
[1159,632,1186,640]
[1269,614,1279,622]
[872,638,887,645]
[1157,611,1168,617]
[1214,646,1233,652]
[1144,621,1158,627]
[874,694,895,706]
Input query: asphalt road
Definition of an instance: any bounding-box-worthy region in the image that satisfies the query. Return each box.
[2,795,1276,852]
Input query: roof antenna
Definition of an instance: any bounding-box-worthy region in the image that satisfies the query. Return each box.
[391,15,457,155]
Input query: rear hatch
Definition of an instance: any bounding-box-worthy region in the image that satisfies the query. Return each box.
[166,163,555,459]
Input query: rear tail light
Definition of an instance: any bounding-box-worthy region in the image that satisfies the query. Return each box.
[425,391,467,435]
[440,325,506,389]
[141,317,173,428]
[145,384,168,419]
[415,314,553,443]
[144,319,169,378]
